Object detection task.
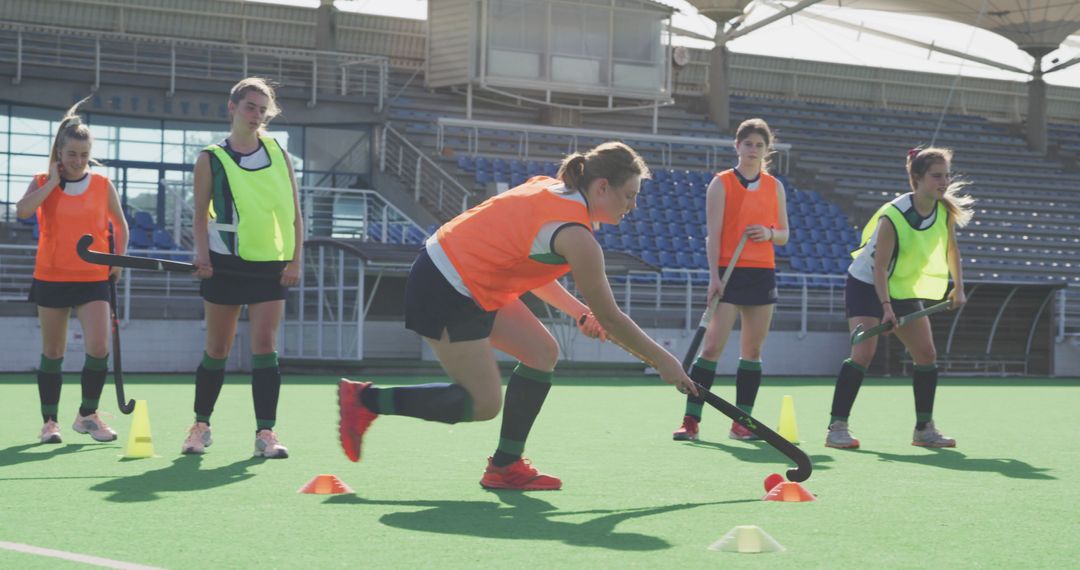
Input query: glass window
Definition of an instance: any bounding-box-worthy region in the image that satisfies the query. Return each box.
[9,134,50,156]
[613,11,662,63]
[489,0,545,52]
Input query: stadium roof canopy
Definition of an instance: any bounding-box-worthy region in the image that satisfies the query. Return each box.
[684,1,1080,54]
[824,0,1080,53]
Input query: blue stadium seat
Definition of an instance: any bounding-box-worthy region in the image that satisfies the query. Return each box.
[129,229,152,249]
[813,243,830,257]
[692,252,708,269]
[789,255,806,273]
[633,221,649,234]
[662,268,688,285]
[653,235,671,252]
[601,233,618,249]
[675,251,693,268]
[619,234,635,251]
[651,222,667,236]
[457,155,475,171]
[640,250,661,266]
[152,229,176,250]
[134,211,156,230]
[659,251,678,268]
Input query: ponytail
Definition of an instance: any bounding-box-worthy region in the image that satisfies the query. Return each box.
[906,147,975,228]
[557,142,649,192]
[48,96,100,169]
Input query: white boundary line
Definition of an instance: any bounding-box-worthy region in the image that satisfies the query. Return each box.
[0,541,165,570]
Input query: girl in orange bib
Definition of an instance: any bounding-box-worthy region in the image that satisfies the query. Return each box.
[673,118,791,442]
[338,142,698,490]
[16,99,129,445]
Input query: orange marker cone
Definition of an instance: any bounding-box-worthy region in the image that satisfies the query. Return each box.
[298,474,354,494]
[763,481,816,502]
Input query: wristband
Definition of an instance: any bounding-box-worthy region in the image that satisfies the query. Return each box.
[881,301,892,306]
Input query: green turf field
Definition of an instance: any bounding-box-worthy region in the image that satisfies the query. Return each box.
[1,374,1078,569]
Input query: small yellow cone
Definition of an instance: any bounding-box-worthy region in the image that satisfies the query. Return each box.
[777,394,800,444]
[708,525,785,553]
[123,400,154,458]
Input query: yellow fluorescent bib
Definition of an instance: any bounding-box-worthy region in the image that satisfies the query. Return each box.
[205,136,296,261]
[855,199,950,300]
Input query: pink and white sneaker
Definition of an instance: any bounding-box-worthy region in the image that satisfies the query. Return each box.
[72,413,118,442]
[254,429,289,459]
[40,420,62,444]
[181,423,213,454]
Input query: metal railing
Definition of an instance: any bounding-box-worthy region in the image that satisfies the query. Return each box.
[380,123,473,221]
[0,22,388,110]
[436,117,792,173]
[154,182,427,248]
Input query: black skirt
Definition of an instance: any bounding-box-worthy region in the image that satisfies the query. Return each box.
[200,251,288,306]
[29,279,111,308]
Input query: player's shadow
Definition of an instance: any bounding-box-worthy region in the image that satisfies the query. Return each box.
[685,438,835,472]
[325,491,755,551]
[90,455,259,502]
[0,442,115,469]
[850,448,1055,480]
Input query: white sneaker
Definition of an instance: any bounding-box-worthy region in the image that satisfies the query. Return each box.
[912,421,956,448]
[825,420,860,449]
[254,430,288,459]
[72,413,118,442]
[181,423,213,454]
[40,420,62,444]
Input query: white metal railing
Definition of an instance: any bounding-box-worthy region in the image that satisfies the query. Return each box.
[0,22,388,110]
[280,241,367,361]
[154,182,427,247]
[436,117,792,173]
[380,123,473,220]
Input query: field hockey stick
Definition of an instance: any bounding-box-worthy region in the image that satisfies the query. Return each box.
[77,234,281,279]
[582,315,812,483]
[850,300,953,345]
[107,276,136,415]
[680,232,750,372]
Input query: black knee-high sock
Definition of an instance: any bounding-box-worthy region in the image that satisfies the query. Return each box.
[38,355,63,423]
[359,383,474,424]
[194,352,228,425]
[830,359,867,424]
[78,354,109,417]
[735,359,762,415]
[913,363,938,430]
[684,357,716,421]
[252,352,281,433]
[492,363,553,467]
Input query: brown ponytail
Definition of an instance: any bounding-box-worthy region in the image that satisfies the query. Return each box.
[48,96,100,169]
[557,142,649,192]
[906,147,975,228]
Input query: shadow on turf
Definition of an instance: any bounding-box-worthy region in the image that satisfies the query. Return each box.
[0,442,116,469]
[849,448,1056,480]
[323,492,756,550]
[89,455,261,502]
[684,438,835,473]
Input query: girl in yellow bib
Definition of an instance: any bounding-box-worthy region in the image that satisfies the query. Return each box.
[338,142,698,490]
[181,78,303,459]
[16,99,129,444]
[825,147,973,450]
[673,118,790,442]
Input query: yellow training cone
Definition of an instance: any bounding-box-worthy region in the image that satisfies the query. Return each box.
[778,394,800,444]
[123,400,155,458]
[708,525,785,553]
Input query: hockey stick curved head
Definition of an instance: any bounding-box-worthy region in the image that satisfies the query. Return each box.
[850,324,865,345]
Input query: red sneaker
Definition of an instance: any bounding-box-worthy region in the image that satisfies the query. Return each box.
[672,415,700,441]
[729,421,760,441]
[338,379,378,462]
[479,457,562,490]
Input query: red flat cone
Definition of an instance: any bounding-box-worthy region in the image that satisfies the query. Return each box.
[299,474,354,494]
[762,481,816,502]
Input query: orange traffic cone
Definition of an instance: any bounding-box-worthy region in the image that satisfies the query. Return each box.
[762,481,816,502]
[298,474,354,494]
